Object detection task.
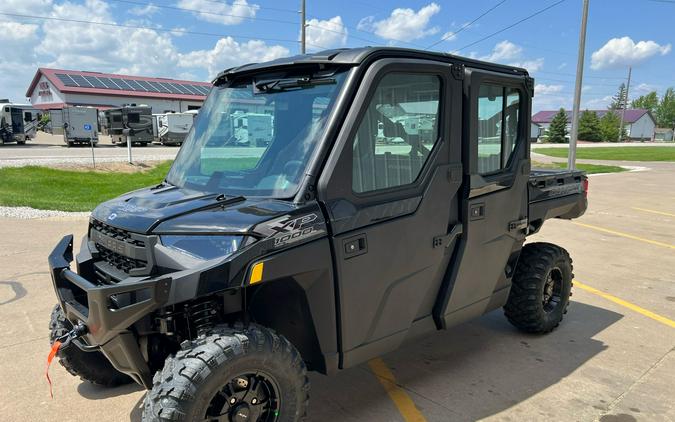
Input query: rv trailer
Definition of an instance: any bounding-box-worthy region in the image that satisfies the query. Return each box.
[0,101,40,145]
[50,107,99,147]
[104,105,153,146]
[157,111,194,145]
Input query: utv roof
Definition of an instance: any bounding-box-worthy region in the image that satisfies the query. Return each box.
[215,47,530,83]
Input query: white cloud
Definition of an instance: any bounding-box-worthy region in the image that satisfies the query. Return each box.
[176,0,259,25]
[535,84,563,95]
[0,0,53,15]
[0,22,39,41]
[178,37,290,78]
[632,82,657,95]
[478,41,544,72]
[358,3,441,41]
[306,16,348,50]
[129,3,159,17]
[591,36,671,70]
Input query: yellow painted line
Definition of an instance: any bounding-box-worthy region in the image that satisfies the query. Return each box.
[368,357,427,422]
[632,207,675,218]
[571,221,675,250]
[574,280,675,329]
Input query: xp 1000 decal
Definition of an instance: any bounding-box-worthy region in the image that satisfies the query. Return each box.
[265,213,325,248]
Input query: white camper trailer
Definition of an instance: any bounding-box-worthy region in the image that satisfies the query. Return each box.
[0,101,40,144]
[157,112,194,146]
[50,107,99,147]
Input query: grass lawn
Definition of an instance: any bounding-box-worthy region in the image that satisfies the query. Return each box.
[532,146,675,161]
[0,162,172,212]
[533,162,627,174]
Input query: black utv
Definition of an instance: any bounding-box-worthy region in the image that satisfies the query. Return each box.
[48,47,588,421]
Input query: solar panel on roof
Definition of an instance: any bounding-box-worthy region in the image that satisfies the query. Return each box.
[111,78,135,90]
[126,79,147,91]
[136,80,155,92]
[98,77,121,90]
[150,81,172,93]
[193,85,208,95]
[84,76,107,89]
[184,85,202,95]
[68,74,94,88]
[169,83,191,95]
[198,85,211,95]
[55,73,79,87]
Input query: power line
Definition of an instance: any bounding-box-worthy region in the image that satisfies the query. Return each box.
[426,0,507,50]
[536,70,628,80]
[0,12,329,49]
[110,0,298,25]
[455,0,567,52]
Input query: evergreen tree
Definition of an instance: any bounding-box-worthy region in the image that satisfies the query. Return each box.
[599,111,625,142]
[631,91,659,114]
[547,108,568,143]
[577,110,602,142]
[609,83,627,110]
[655,87,675,130]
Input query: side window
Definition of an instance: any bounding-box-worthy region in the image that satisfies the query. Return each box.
[477,84,521,174]
[352,73,441,193]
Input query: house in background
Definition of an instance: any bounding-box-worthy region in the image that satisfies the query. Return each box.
[654,128,674,142]
[531,109,656,141]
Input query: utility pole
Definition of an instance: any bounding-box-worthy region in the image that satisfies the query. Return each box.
[617,66,632,142]
[568,0,589,170]
[300,0,306,54]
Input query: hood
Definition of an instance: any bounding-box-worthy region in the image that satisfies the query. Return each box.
[91,185,299,234]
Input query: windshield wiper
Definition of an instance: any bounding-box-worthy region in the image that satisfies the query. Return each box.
[254,77,336,93]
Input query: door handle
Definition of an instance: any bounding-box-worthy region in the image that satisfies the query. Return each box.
[343,234,367,259]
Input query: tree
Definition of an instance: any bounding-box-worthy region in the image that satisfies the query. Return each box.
[609,83,628,110]
[631,91,659,114]
[547,108,568,143]
[599,111,625,142]
[577,110,602,142]
[655,87,675,130]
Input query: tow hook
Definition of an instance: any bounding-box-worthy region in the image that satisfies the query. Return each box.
[55,321,88,351]
[46,321,88,398]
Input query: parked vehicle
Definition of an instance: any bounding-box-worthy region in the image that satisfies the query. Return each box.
[104,105,153,146]
[157,112,194,145]
[0,101,39,144]
[47,47,588,422]
[50,107,99,147]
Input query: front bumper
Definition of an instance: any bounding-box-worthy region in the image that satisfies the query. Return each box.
[48,235,172,388]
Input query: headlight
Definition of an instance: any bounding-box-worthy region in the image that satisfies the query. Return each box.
[159,235,244,261]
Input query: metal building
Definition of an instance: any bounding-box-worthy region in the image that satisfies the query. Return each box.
[26,68,210,113]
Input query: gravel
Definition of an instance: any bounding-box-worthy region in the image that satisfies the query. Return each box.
[0,206,90,219]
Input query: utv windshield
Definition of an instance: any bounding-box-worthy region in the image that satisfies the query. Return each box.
[166,68,349,198]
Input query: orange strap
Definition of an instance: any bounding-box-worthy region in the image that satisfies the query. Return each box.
[46,341,62,399]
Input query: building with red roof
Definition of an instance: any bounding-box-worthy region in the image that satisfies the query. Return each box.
[26,68,211,113]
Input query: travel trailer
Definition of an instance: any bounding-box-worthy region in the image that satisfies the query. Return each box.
[157,111,195,145]
[0,101,40,144]
[50,107,99,147]
[104,105,153,146]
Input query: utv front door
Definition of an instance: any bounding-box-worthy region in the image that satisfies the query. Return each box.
[317,59,463,368]
[435,68,532,328]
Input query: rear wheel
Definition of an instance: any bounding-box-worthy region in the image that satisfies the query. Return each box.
[504,242,573,333]
[49,304,132,386]
[143,324,309,422]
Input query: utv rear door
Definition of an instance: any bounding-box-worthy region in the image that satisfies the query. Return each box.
[317,59,463,368]
[434,68,532,328]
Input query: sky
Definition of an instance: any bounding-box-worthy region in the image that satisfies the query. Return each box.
[0,0,673,112]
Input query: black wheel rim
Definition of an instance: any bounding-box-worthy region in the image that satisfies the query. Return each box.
[542,267,563,313]
[203,371,281,422]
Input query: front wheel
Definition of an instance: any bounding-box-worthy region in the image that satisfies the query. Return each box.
[142,324,309,422]
[504,242,573,334]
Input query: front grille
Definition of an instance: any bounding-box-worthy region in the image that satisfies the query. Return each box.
[97,244,147,274]
[90,219,151,277]
[91,219,145,247]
